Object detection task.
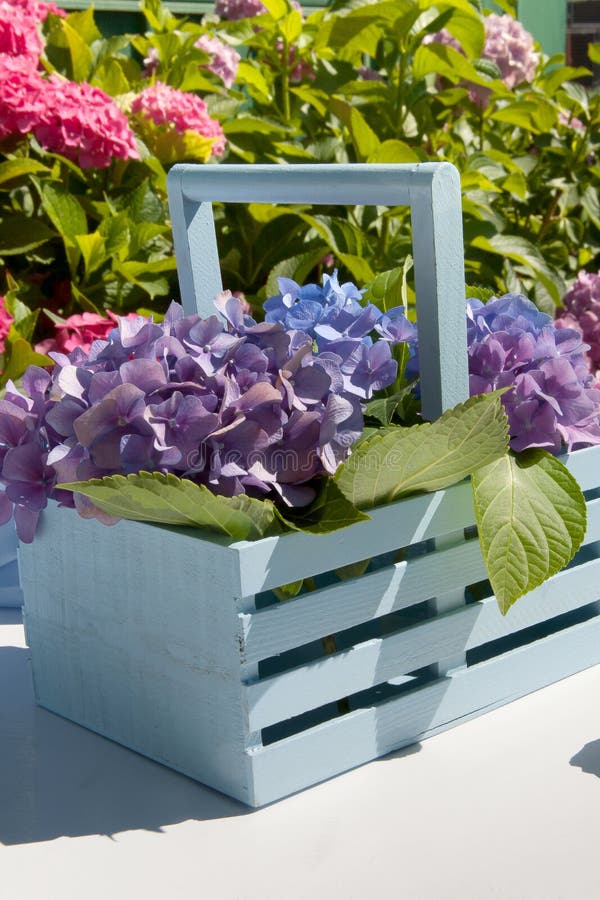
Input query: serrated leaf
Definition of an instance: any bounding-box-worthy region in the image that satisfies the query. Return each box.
[277,479,369,534]
[57,472,283,540]
[364,381,418,426]
[335,391,509,509]
[465,284,495,303]
[471,450,587,614]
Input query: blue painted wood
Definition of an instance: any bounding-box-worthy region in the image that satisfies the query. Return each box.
[18,446,600,806]
[17,165,600,807]
[167,163,469,421]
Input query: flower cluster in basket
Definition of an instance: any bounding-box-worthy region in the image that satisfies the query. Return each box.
[0,0,599,387]
[0,269,595,615]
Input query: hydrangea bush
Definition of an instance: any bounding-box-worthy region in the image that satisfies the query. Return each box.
[0,0,599,383]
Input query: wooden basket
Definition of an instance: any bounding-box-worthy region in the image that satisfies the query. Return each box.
[18,164,600,807]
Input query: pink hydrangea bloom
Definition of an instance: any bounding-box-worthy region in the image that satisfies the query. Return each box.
[0,62,139,167]
[195,34,240,88]
[0,0,44,64]
[482,14,539,90]
[0,56,47,139]
[35,311,136,356]
[34,77,140,168]
[131,82,226,159]
[0,296,14,355]
[556,271,600,373]
[214,0,266,19]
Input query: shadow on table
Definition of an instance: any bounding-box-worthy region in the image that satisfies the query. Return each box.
[0,644,248,846]
[570,740,600,778]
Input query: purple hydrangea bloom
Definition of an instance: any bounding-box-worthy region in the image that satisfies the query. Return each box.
[556,271,600,374]
[0,297,370,541]
[466,294,600,453]
[264,271,418,399]
[194,34,241,89]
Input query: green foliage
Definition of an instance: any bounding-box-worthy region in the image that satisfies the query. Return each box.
[335,390,509,509]
[3,0,599,328]
[58,471,284,540]
[471,450,587,614]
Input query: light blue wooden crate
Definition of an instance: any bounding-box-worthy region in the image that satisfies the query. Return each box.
[17,164,600,807]
[0,518,21,608]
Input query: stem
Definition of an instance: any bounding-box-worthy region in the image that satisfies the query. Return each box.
[281,38,291,125]
[537,190,561,243]
[394,49,407,135]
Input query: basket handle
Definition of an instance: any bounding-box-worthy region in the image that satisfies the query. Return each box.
[167,163,468,421]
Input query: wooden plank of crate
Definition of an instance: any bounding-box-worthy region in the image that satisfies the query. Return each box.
[233,479,476,596]
[241,534,485,666]
[241,495,600,665]
[247,612,600,806]
[562,444,600,491]
[244,553,600,731]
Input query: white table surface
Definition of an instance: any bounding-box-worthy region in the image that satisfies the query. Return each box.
[2,606,600,900]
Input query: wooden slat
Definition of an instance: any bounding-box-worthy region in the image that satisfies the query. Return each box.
[241,534,483,665]
[244,553,600,731]
[561,444,600,491]
[247,613,600,806]
[241,496,600,665]
[234,481,475,596]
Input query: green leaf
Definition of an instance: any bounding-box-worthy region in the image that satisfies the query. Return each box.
[273,581,304,601]
[277,480,370,534]
[0,158,51,187]
[582,184,600,229]
[330,99,380,161]
[75,232,107,279]
[61,17,95,81]
[490,99,557,134]
[589,43,600,64]
[261,0,288,20]
[362,265,404,312]
[40,183,87,244]
[265,246,329,297]
[364,382,418,426]
[0,217,56,255]
[0,330,52,389]
[465,284,495,303]
[367,140,420,164]
[236,60,273,101]
[57,472,283,541]
[279,8,303,42]
[440,3,485,58]
[335,391,509,509]
[471,233,562,304]
[471,450,587,614]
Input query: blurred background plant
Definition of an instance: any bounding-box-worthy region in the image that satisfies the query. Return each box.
[0,0,598,382]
